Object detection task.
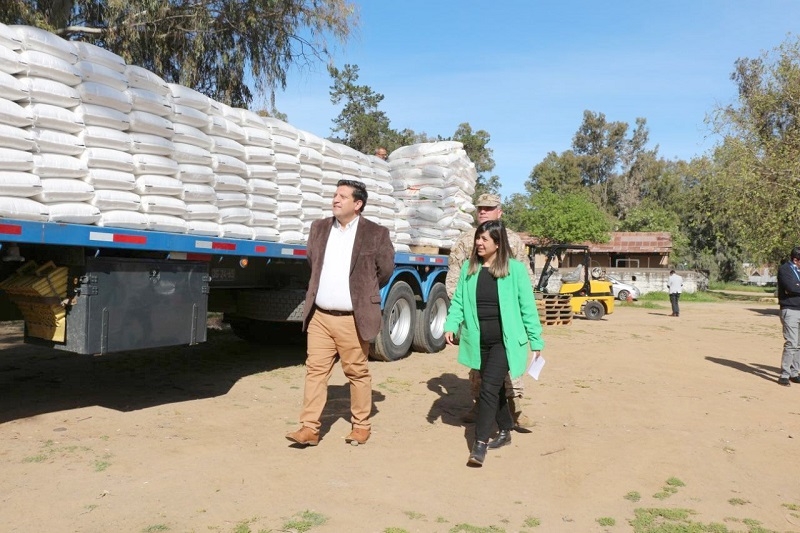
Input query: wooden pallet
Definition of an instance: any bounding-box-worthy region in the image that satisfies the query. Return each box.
[408,245,450,255]
[536,294,573,326]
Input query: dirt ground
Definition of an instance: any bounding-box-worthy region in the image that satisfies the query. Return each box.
[1,299,799,533]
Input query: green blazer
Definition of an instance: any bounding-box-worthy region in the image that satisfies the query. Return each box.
[444,258,544,378]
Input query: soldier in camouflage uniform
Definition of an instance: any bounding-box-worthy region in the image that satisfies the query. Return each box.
[445,193,536,428]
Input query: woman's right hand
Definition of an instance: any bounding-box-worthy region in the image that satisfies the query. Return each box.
[444,331,455,345]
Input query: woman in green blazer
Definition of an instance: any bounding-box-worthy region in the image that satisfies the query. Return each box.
[444,220,544,467]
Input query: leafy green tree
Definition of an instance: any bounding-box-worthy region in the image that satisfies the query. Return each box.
[450,122,498,197]
[513,190,612,245]
[1,0,358,107]
[328,63,396,153]
[526,150,583,195]
[572,110,628,208]
[611,118,665,219]
[709,36,800,264]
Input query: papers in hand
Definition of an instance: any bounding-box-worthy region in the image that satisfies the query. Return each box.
[527,355,545,380]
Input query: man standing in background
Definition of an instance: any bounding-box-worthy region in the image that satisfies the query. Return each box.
[667,269,683,317]
[446,193,537,428]
[777,247,800,386]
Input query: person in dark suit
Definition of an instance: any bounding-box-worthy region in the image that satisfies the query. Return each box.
[286,179,395,446]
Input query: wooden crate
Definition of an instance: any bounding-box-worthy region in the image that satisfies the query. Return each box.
[537,294,573,326]
[408,245,450,255]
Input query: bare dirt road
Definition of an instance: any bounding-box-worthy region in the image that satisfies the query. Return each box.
[1,299,799,533]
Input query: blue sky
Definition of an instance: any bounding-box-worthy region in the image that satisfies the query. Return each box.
[274,1,800,198]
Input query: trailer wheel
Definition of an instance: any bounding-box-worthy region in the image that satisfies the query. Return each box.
[584,301,605,320]
[372,281,415,361]
[412,282,448,353]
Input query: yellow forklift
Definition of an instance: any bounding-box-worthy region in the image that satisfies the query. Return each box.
[531,244,615,320]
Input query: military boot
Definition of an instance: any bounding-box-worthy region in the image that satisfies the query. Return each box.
[508,397,534,429]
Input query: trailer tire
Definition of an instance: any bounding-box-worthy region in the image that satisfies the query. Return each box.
[372,281,415,361]
[584,301,605,320]
[412,282,448,353]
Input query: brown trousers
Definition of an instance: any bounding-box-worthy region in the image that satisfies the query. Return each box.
[299,310,372,431]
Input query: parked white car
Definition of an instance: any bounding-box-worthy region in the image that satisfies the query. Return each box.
[607,275,641,301]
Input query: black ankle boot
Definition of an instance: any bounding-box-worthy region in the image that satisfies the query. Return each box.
[468,441,488,466]
[488,430,512,449]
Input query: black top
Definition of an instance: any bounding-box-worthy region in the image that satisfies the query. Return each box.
[778,261,800,309]
[476,266,502,346]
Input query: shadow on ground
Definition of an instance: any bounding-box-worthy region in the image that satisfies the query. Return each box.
[705,356,780,383]
[0,326,307,423]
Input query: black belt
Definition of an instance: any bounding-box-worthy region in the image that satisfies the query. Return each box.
[315,306,353,317]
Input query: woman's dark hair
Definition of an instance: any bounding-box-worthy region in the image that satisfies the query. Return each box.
[337,179,368,213]
[467,219,510,278]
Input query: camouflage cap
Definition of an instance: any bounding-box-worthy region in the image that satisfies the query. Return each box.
[475,193,501,208]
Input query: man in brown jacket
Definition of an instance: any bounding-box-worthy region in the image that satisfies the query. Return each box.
[286,179,395,447]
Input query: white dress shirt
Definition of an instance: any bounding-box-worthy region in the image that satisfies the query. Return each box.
[315,216,359,311]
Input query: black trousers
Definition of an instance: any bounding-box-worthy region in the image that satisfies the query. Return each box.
[475,342,514,442]
[669,293,680,315]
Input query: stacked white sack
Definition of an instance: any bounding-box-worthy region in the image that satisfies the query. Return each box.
[4,25,93,223]
[388,141,477,249]
[265,116,304,244]
[365,153,402,249]
[239,109,279,242]
[126,75,183,233]
[168,81,218,236]
[75,42,140,229]
[204,99,251,239]
[297,130,327,240]
[0,23,47,222]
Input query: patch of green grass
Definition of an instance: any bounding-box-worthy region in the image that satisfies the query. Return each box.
[708,282,774,293]
[142,525,169,533]
[283,510,327,532]
[653,477,684,499]
[383,528,409,533]
[436,517,449,523]
[449,524,506,533]
[782,503,800,511]
[628,507,780,533]
[639,291,723,303]
[523,516,540,527]
[403,510,424,520]
[231,522,251,533]
[22,454,47,463]
[377,376,413,393]
[728,498,749,506]
[596,517,615,526]
[636,300,666,310]
[94,460,110,472]
[624,491,642,502]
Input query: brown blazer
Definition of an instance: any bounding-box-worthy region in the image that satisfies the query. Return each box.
[302,216,395,342]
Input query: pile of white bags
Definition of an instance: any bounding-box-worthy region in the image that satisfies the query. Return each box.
[0,24,479,250]
[388,141,477,249]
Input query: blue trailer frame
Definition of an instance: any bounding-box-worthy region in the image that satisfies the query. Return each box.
[0,219,451,360]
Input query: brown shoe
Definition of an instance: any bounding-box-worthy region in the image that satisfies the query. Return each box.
[285,426,319,446]
[345,427,370,446]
